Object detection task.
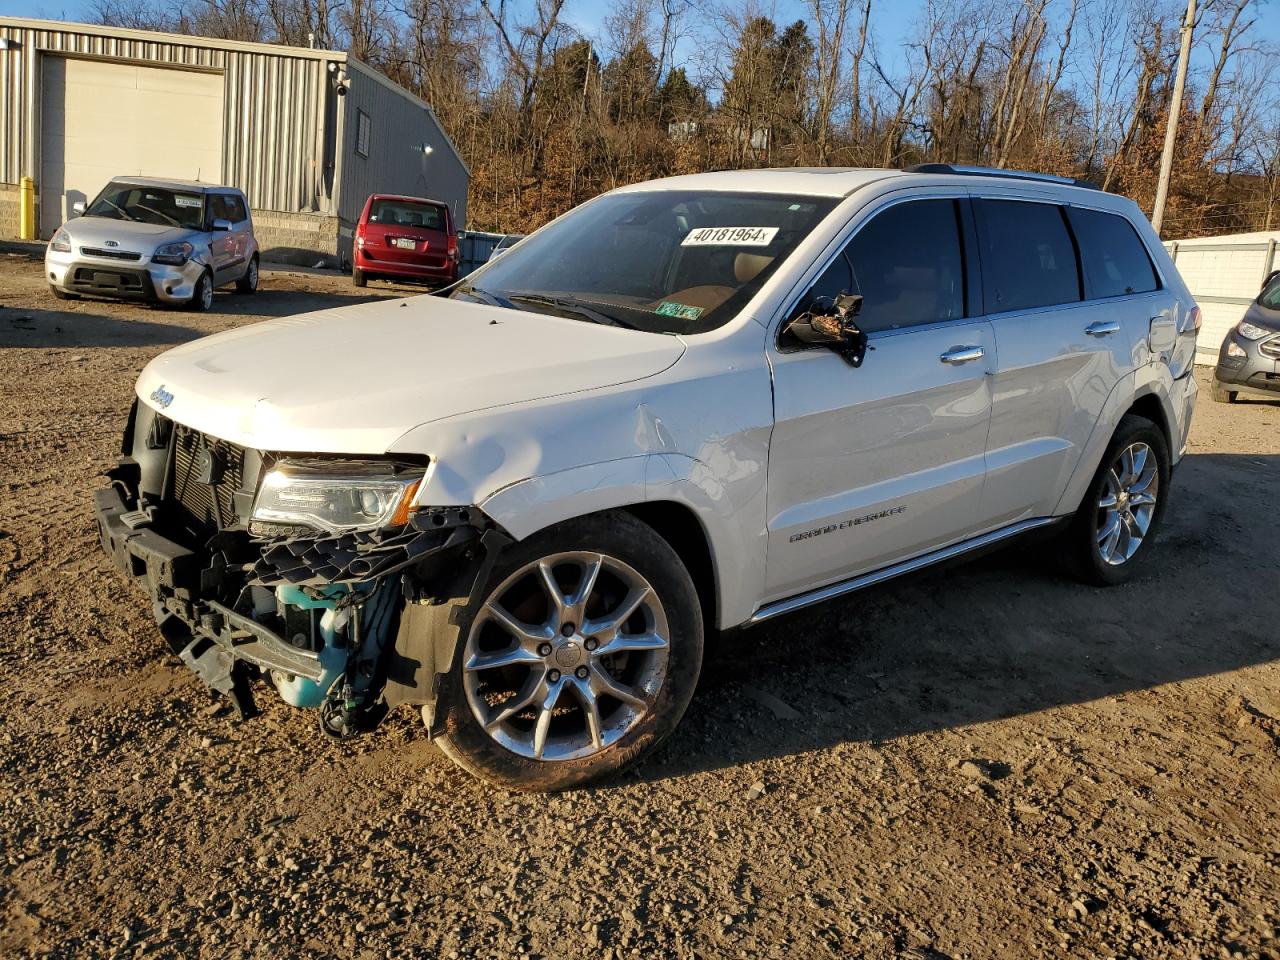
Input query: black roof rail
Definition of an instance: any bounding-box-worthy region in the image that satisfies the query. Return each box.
[905,163,1102,191]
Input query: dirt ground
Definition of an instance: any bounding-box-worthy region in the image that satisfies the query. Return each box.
[1,242,1278,960]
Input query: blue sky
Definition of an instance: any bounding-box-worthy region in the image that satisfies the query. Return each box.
[2,0,1276,89]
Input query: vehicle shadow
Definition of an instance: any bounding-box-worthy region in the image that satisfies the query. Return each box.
[0,289,408,348]
[633,450,1280,783]
[0,304,197,348]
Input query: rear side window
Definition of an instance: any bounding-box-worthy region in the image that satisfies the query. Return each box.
[844,199,966,333]
[977,199,1080,312]
[1066,207,1158,298]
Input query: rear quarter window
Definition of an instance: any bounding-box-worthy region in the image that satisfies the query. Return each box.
[976,199,1080,313]
[1066,207,1159,299]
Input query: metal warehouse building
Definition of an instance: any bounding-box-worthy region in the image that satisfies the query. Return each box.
[0,16,469,265]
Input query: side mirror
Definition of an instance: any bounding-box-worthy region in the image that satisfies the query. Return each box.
[212,218,233,232]
[786,293,870,367]
[71,201,86,216]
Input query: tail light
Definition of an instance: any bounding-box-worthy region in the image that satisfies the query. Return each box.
[447,234,458,261]
[355,225,365,248]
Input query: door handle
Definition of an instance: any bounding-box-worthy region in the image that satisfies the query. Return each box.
[1085,320,1121,337]
[940,345,985,364]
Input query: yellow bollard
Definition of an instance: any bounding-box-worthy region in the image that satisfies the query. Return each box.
[19,176,35,240]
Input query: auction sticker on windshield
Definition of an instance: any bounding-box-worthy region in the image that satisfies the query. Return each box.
[174,197,202,208]
[681,226,779,247]
[656,301,704,321]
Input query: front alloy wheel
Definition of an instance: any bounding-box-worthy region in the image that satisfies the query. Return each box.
[435,512,703,790]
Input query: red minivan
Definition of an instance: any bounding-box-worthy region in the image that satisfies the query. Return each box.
[353,194,459,288]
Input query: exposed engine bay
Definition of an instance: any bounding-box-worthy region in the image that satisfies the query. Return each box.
[93,399,508,738]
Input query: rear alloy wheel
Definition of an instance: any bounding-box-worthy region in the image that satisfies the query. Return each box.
[1062,414,1170,586]
[435,512,703,791]
[235,255,259,294]
[188,270,214,312]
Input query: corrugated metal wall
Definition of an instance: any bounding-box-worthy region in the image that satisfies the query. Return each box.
[338,59,469,228]
[0,17,338,215]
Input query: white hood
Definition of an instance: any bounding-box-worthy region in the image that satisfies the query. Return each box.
[136,295,685,453]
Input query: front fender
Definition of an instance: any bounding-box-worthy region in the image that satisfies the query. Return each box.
[480,453,763,630]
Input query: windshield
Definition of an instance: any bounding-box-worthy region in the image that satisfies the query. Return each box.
[86,182,205,229]
[368,198,446,230]
[450,190,839,334]
[1260,274,1280,311]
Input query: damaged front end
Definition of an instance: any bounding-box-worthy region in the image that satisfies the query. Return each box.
[93,400,506,737]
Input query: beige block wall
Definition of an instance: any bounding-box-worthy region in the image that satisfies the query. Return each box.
[252,209,342,268]
[0,183,21,238]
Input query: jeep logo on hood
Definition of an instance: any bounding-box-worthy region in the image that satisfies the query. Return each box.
[149,384,174,409]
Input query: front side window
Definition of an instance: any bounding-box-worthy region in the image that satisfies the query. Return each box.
[844,199,966,333]
[86,182,205,230]
[1066,207,1158,299]
[225,195,249,223]
[368,198,445,230]
[977,199,1080,313]
[450,190,839,335]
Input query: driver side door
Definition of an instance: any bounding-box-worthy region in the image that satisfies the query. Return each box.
[762,195,995,603]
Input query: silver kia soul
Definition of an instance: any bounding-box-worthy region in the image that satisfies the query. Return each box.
[94,164,1199,791]
[45,177,260,310]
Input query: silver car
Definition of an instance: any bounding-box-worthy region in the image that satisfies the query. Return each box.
[45,177,259,311]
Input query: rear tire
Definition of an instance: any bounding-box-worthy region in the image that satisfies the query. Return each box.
[1211,379,1238,403]
[433,511,704,791]
[235,255,259,294]
[1060,414,1170,587]
[49,285,78,301]
[353,267,368,288]
[188,270,214,312]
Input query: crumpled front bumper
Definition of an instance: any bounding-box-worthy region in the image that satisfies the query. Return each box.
[46,249,205,304]
[94,485,329,712]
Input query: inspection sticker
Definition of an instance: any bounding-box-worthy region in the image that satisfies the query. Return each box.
[174,197,202,208]
[656,301,704,321]
[681,226,778,247]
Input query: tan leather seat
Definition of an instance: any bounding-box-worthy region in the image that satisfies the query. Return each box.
[734,253,774,283]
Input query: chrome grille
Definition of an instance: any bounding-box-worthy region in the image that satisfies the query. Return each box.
[80,246,142,261]
[169,423,246,531]
[1260,336,1280,360]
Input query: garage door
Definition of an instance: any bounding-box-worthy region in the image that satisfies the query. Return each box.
[40,57,225,237]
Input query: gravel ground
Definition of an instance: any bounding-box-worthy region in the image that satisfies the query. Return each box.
[1,245,1278,960]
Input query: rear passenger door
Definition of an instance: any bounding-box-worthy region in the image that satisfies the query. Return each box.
[224,193,253,275]
[206,194,238,282]
[764,195,995,602]
[974,197,1153,527]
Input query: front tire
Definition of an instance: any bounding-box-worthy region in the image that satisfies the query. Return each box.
[49,285,78,301]
[188,270,214,312]
[235,255,259,294]
[1061,414,1170,586]
[434,512,704,791]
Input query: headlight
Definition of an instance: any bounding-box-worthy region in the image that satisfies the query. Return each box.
[50,229,72,253]
[152,241,194,266]
[250,464,423,534]
[1237,319,1270,340]
[1226,340,1247,359]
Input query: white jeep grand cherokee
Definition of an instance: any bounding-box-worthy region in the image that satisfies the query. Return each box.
[95,165,1199,790]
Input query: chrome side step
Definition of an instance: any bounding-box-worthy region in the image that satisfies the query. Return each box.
[748,517,1059,626]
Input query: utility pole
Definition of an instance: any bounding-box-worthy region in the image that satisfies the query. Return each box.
[1152,0,1196,237]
